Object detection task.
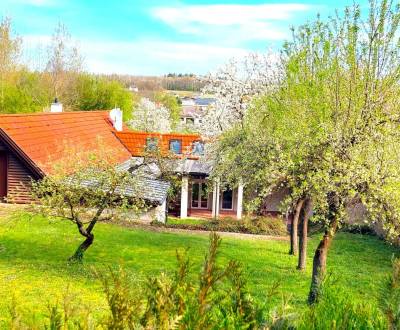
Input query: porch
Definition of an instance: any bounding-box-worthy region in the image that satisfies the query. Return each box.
[179,175,244,220]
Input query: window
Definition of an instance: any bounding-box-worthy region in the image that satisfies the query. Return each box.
[192,140,205,156]
[186,118,194,125]
[169,139,182,154]
[222,188,233,210]
[191,182,208,209]
[146,137,158,152]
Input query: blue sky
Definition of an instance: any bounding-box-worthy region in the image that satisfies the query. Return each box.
[1,0,369,75]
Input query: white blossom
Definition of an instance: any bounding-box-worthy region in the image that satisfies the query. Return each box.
[129,98,171,133]
[198,52,281,137]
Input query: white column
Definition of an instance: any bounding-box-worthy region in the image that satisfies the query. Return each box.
[236,179,244,220]
[180,175,189,218]
[156,199,167,223]
[215,179,220,218]
[212,180,217,218]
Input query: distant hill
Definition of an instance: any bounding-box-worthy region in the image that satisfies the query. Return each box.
[98,74,206,94]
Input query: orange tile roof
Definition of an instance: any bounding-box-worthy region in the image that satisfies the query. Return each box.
[0,111,132,174]
[115,131,201,158]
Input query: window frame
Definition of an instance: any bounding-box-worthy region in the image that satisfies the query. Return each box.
[145,137,159,152]
[169,139,182,155]
[192,140,205,156]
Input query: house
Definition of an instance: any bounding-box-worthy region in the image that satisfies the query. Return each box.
[0,108,171,222]
[0,106,245,221]
[180,106,202,125]
[116,130,244,220]
[181,97,196,106]
[180,97,215,126]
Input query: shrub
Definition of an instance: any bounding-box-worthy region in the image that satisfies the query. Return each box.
[162,215,288,236]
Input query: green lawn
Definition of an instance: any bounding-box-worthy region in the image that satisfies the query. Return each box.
[0,213,398,325]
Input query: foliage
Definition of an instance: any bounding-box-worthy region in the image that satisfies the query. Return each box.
[73,73,135,120]
[162,75,204,92]
[154,91,182,129]
[0,19,136,116]
[212,0,400,302]
[163,216,288,236]
[1,69,50,113]
[0,17,22,113]
[200,52,280,138]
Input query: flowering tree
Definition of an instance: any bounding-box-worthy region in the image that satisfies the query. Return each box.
[199,53,280,137]
[213,0,400,304]
[32,142,148,262]
[129,97,171,133]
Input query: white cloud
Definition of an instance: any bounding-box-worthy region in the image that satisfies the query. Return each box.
[7,0,54,6]
[21,34,251,75]
[152,3,312,42]
[82,40,250,75]
[153,4,311,26]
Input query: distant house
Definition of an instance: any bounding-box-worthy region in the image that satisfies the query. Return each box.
[194,97,215,108]
[128,85,139,92]
[181,105,201,125]
[181,97,196,106]
[180,97,215,126]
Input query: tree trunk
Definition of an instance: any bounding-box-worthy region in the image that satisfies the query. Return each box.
[289,199,304,256]
[297,199,311,271]
[308,217,338,304]
[69,233,94,262]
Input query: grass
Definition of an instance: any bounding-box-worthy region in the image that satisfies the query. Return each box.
[0,212,398,325]
[167,216,210,226]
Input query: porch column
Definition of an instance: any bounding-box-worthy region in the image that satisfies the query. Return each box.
[236,179,244,220]
[180,175,189,218]
[214,179,220,219]
[211,180,218,219]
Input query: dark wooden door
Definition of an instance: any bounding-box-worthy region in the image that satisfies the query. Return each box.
[0,152,7,198]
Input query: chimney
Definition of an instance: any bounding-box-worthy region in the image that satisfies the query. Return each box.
[109,108,123,131]
[50,98,63,112]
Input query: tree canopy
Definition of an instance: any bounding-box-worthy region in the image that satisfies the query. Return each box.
[212,0,400,303]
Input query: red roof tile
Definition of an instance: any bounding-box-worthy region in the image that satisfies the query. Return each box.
[115,131,201,158]
[0,111,132,174]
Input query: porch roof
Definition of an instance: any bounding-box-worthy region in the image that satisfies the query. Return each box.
[119,157,213,176]
[177,159,213,175]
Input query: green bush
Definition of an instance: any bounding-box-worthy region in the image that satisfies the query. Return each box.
[162,215,288,236]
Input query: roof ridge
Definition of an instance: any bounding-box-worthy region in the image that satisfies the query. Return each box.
[116,131,201,137]
[0,110,109,117]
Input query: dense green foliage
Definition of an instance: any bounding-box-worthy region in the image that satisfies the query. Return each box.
[0,18,136,116]
[164,216,287,236]
[74,74,137,121]
[154,91,182,128]
[212,0,400,302]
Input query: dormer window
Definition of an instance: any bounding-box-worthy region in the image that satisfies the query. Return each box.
[169,139,182,154]
[146,137,158,152]
[192,140,204,156]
